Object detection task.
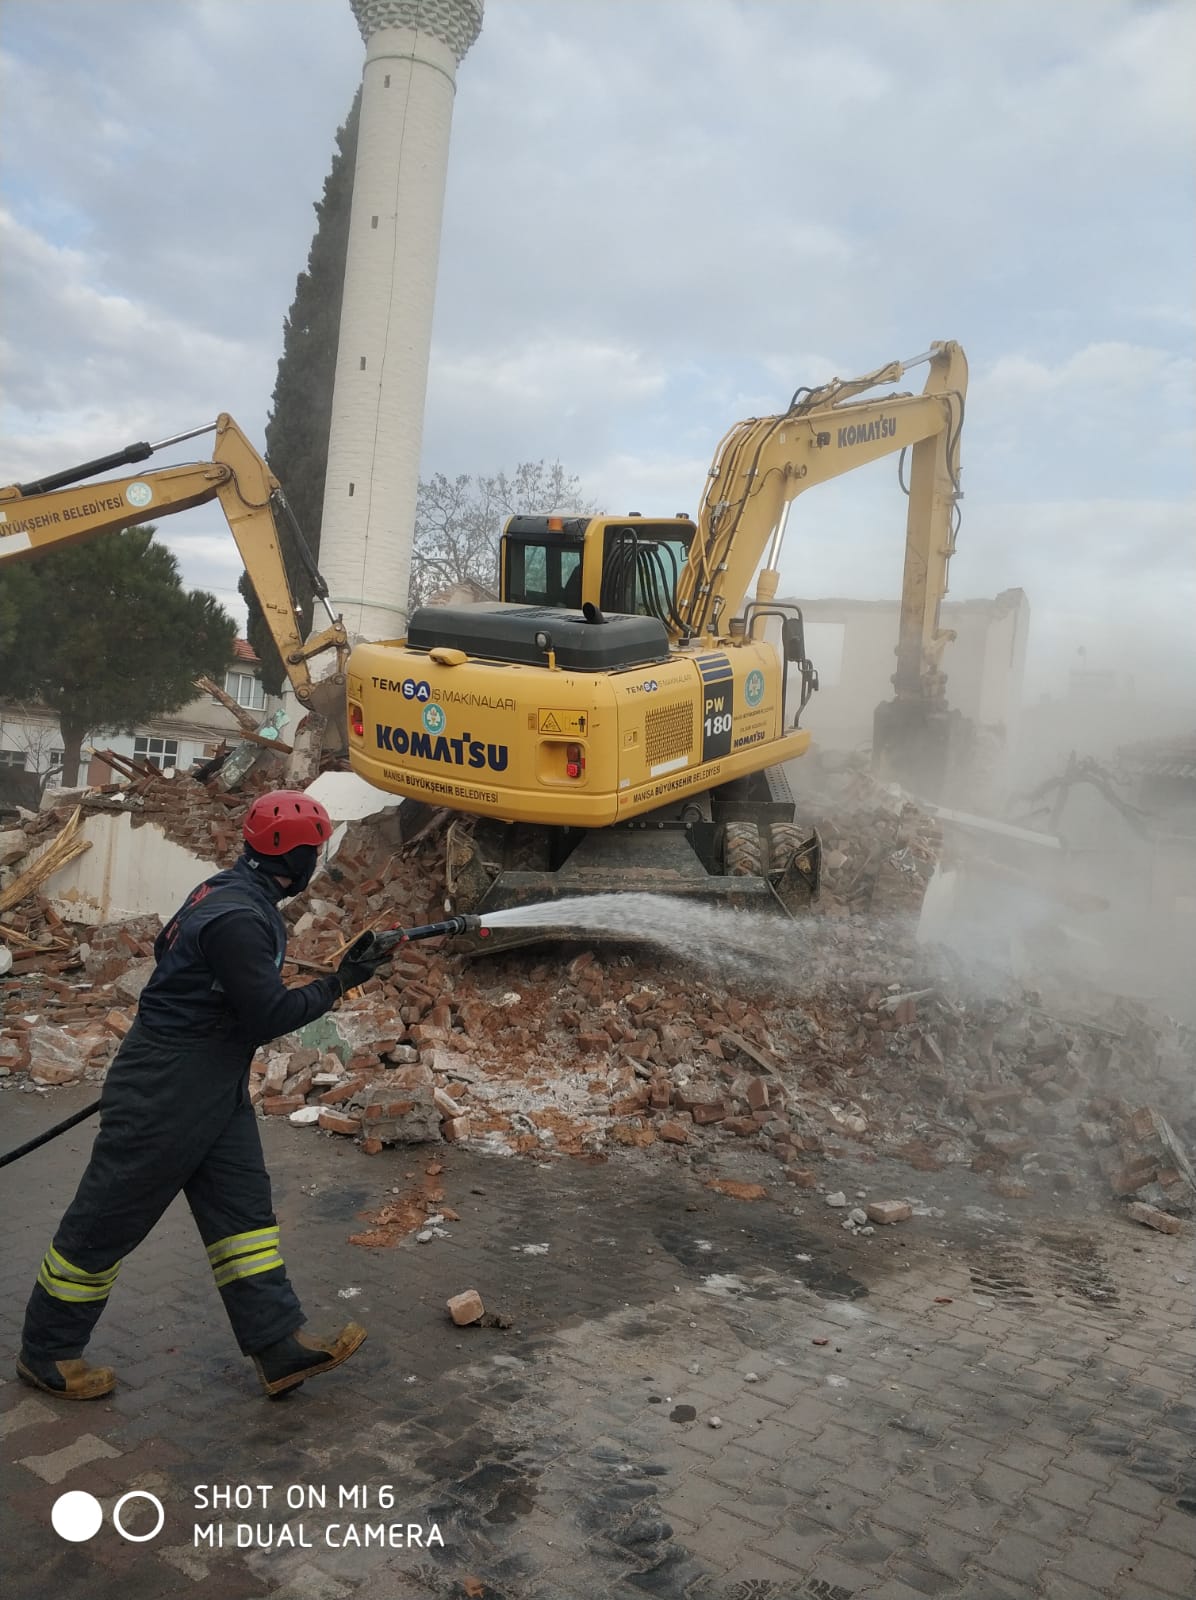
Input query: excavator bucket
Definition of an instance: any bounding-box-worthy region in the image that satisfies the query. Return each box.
[303,677,349,752]
[872,698,973,803]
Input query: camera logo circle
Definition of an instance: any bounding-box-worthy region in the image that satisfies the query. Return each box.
[125,482,153,508]
[113,1490,165,1542]
[52,1490,104,1543]
[53,1487,165,1542]
[421,703,446,735]
[744,669,765,707]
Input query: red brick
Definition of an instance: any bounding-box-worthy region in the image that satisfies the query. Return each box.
[691,1100,727,1125]
[361,1137,384,1155]
[319,1110,362,1136]
[658,1121,690,1144]
[442,1116,470,1142]
[611,1123,656,1147]
[785,1167,819,1188]
[612,1086,651,1115]
[364,1099,416,1121]
[319,1078,366,1107]
[104,1009,132,1038]
[722,1116,758,1137]
[1126,1201,1182,1235]
[1110,1161,1158,1196]
[746,1077,770,1111]
[263,1095,306,1116]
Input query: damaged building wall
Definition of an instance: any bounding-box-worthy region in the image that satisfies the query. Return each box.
[784,589,1029,765]
[29,808,221,926]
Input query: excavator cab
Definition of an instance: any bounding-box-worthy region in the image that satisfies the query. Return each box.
[500,515,696,624]
[501,516,586,608]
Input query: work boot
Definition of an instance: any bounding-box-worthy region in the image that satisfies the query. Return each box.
[17,1350,116,1400]
[251,1322,366,1398]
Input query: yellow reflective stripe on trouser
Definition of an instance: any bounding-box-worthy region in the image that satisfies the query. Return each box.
[206,1227,280,1268]
[207,1228,284,1289]
[211,1248,286,1290]
[37,1248,121,1303]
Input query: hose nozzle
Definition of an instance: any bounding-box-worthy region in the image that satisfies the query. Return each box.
[403,913,482,942]
[351,914,484,962]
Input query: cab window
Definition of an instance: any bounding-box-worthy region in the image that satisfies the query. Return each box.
[504,539,584,607]
[600,526,691,620]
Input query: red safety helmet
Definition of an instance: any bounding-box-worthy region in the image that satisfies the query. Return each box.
[243,790,332,855]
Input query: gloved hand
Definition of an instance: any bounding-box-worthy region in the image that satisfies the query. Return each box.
[335,936,391,995]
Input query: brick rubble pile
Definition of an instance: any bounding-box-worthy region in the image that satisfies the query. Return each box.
[2,769,1191,1234]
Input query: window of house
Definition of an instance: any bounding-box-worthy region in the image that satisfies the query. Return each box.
[0,750,27,769]
[133,736,179,768]
[224,669,266,711]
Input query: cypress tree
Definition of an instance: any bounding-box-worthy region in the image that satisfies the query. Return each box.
[243,91,360,694]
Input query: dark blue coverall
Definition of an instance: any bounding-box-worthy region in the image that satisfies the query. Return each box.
[20,855,343,1361]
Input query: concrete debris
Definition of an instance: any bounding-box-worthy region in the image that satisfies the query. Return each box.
[4,763,1193,1244]
[28,1026,92,1085]
[0,829,29,868]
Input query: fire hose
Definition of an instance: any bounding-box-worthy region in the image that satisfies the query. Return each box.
[343,913,484,965]
[0,915,484,1170]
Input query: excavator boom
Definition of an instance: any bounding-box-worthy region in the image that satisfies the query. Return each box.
[0,415,348,717]
[674,340,968,793]
[679,342,966,651]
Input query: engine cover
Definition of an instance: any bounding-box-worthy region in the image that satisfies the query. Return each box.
[406,603,670,672]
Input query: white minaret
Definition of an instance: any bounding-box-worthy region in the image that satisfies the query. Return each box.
[318,0,483,642]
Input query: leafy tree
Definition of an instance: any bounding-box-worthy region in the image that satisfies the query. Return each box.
[411,462,594,609]
[0,526,235,784]
[243,92,360,695]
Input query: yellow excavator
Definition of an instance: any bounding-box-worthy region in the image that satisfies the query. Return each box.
[346,341,969,921]
[0,415,349,736]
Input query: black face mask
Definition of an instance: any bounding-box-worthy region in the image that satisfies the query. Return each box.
[244,843,319,897]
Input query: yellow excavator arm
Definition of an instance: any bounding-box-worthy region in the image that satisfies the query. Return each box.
[0,415,348,712]
[678,341,967,709]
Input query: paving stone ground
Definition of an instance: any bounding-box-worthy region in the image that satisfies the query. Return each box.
[2,1083,1193,1600]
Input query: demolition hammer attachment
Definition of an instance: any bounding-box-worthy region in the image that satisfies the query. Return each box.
[347,914,484,965]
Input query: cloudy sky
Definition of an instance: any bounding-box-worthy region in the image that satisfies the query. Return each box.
[2,0,1192,706]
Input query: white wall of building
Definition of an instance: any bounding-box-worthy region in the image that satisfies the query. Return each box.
[783,590,1030,755]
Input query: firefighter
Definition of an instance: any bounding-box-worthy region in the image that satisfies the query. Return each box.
[16,789,391,1401]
